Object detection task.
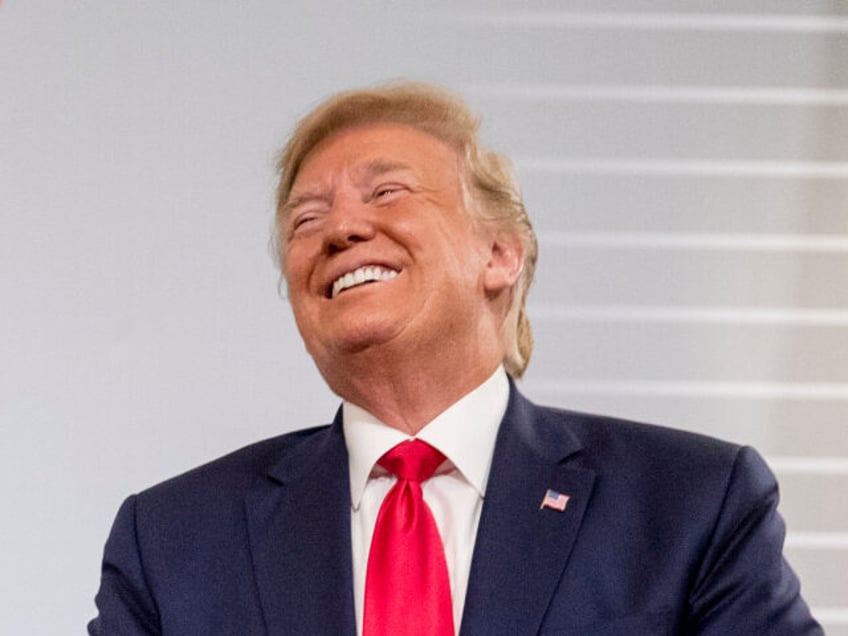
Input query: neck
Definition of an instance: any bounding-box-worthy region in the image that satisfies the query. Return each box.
[317,342,503,435]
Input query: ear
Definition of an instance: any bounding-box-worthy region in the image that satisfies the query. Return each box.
[483,233,524,295]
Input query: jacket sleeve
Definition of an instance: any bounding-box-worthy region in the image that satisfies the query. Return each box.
[685,446,823,635]
[89,495,161,635]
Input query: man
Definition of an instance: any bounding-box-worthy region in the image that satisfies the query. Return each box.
[90,82,822,635]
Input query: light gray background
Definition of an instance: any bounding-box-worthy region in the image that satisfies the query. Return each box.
[1,1,846,634]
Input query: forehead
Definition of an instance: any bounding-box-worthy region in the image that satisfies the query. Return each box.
[292,123,461,188]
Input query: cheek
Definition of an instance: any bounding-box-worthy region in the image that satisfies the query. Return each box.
[282,269,315,314]
[282,245,310,285]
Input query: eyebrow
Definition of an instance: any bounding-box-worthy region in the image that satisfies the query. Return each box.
[356,159,414,181]
[281,190,331,217]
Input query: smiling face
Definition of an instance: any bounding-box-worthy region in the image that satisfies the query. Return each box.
[282,124,504,381]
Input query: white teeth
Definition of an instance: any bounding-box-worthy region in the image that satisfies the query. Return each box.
[331,266,398,298]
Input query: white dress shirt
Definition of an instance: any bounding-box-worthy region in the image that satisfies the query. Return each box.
[343,366,509,635]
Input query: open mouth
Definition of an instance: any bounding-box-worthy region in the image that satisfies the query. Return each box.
[329,265,399,299]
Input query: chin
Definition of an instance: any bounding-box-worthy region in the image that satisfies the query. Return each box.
[323,319,405,356]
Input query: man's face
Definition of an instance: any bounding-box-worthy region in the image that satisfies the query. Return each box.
[282,123,496,368]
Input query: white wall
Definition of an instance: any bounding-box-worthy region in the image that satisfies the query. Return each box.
[1,1,845,633]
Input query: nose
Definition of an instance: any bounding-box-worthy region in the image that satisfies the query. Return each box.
[322,192,376,255]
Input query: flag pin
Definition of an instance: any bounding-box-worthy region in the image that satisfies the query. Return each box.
[540,489,569,512]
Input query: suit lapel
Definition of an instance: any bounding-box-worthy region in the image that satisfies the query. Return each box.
[460,388,596,636]
[244,411,357,635]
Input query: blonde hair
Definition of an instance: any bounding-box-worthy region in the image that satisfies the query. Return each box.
[273,81,538,378]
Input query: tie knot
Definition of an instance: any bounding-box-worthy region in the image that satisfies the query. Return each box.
[377,440,446,482]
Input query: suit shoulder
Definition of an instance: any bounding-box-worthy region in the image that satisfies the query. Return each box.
[532,401,748,480]
[536,401,738,450]
[136,424,333,505]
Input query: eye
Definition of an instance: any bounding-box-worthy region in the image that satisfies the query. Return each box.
[293,215,313,229]
[372,184,406,202]
[288,209,321,237]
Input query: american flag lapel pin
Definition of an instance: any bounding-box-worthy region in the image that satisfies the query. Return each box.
[540,489,569,512]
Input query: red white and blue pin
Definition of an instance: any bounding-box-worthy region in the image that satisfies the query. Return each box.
[540,489,570,512]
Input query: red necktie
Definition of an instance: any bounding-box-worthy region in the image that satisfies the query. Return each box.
[363,440,455,636]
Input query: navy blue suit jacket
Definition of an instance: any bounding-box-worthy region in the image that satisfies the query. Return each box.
[90,386,822,635]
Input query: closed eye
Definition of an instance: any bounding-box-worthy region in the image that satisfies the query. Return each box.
[288,207,325,237]
[284,193,331,237]
[371,184,407,202]
[293,214,317,229]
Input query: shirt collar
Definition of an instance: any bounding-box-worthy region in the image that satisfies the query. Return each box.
[343,366,510,510]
